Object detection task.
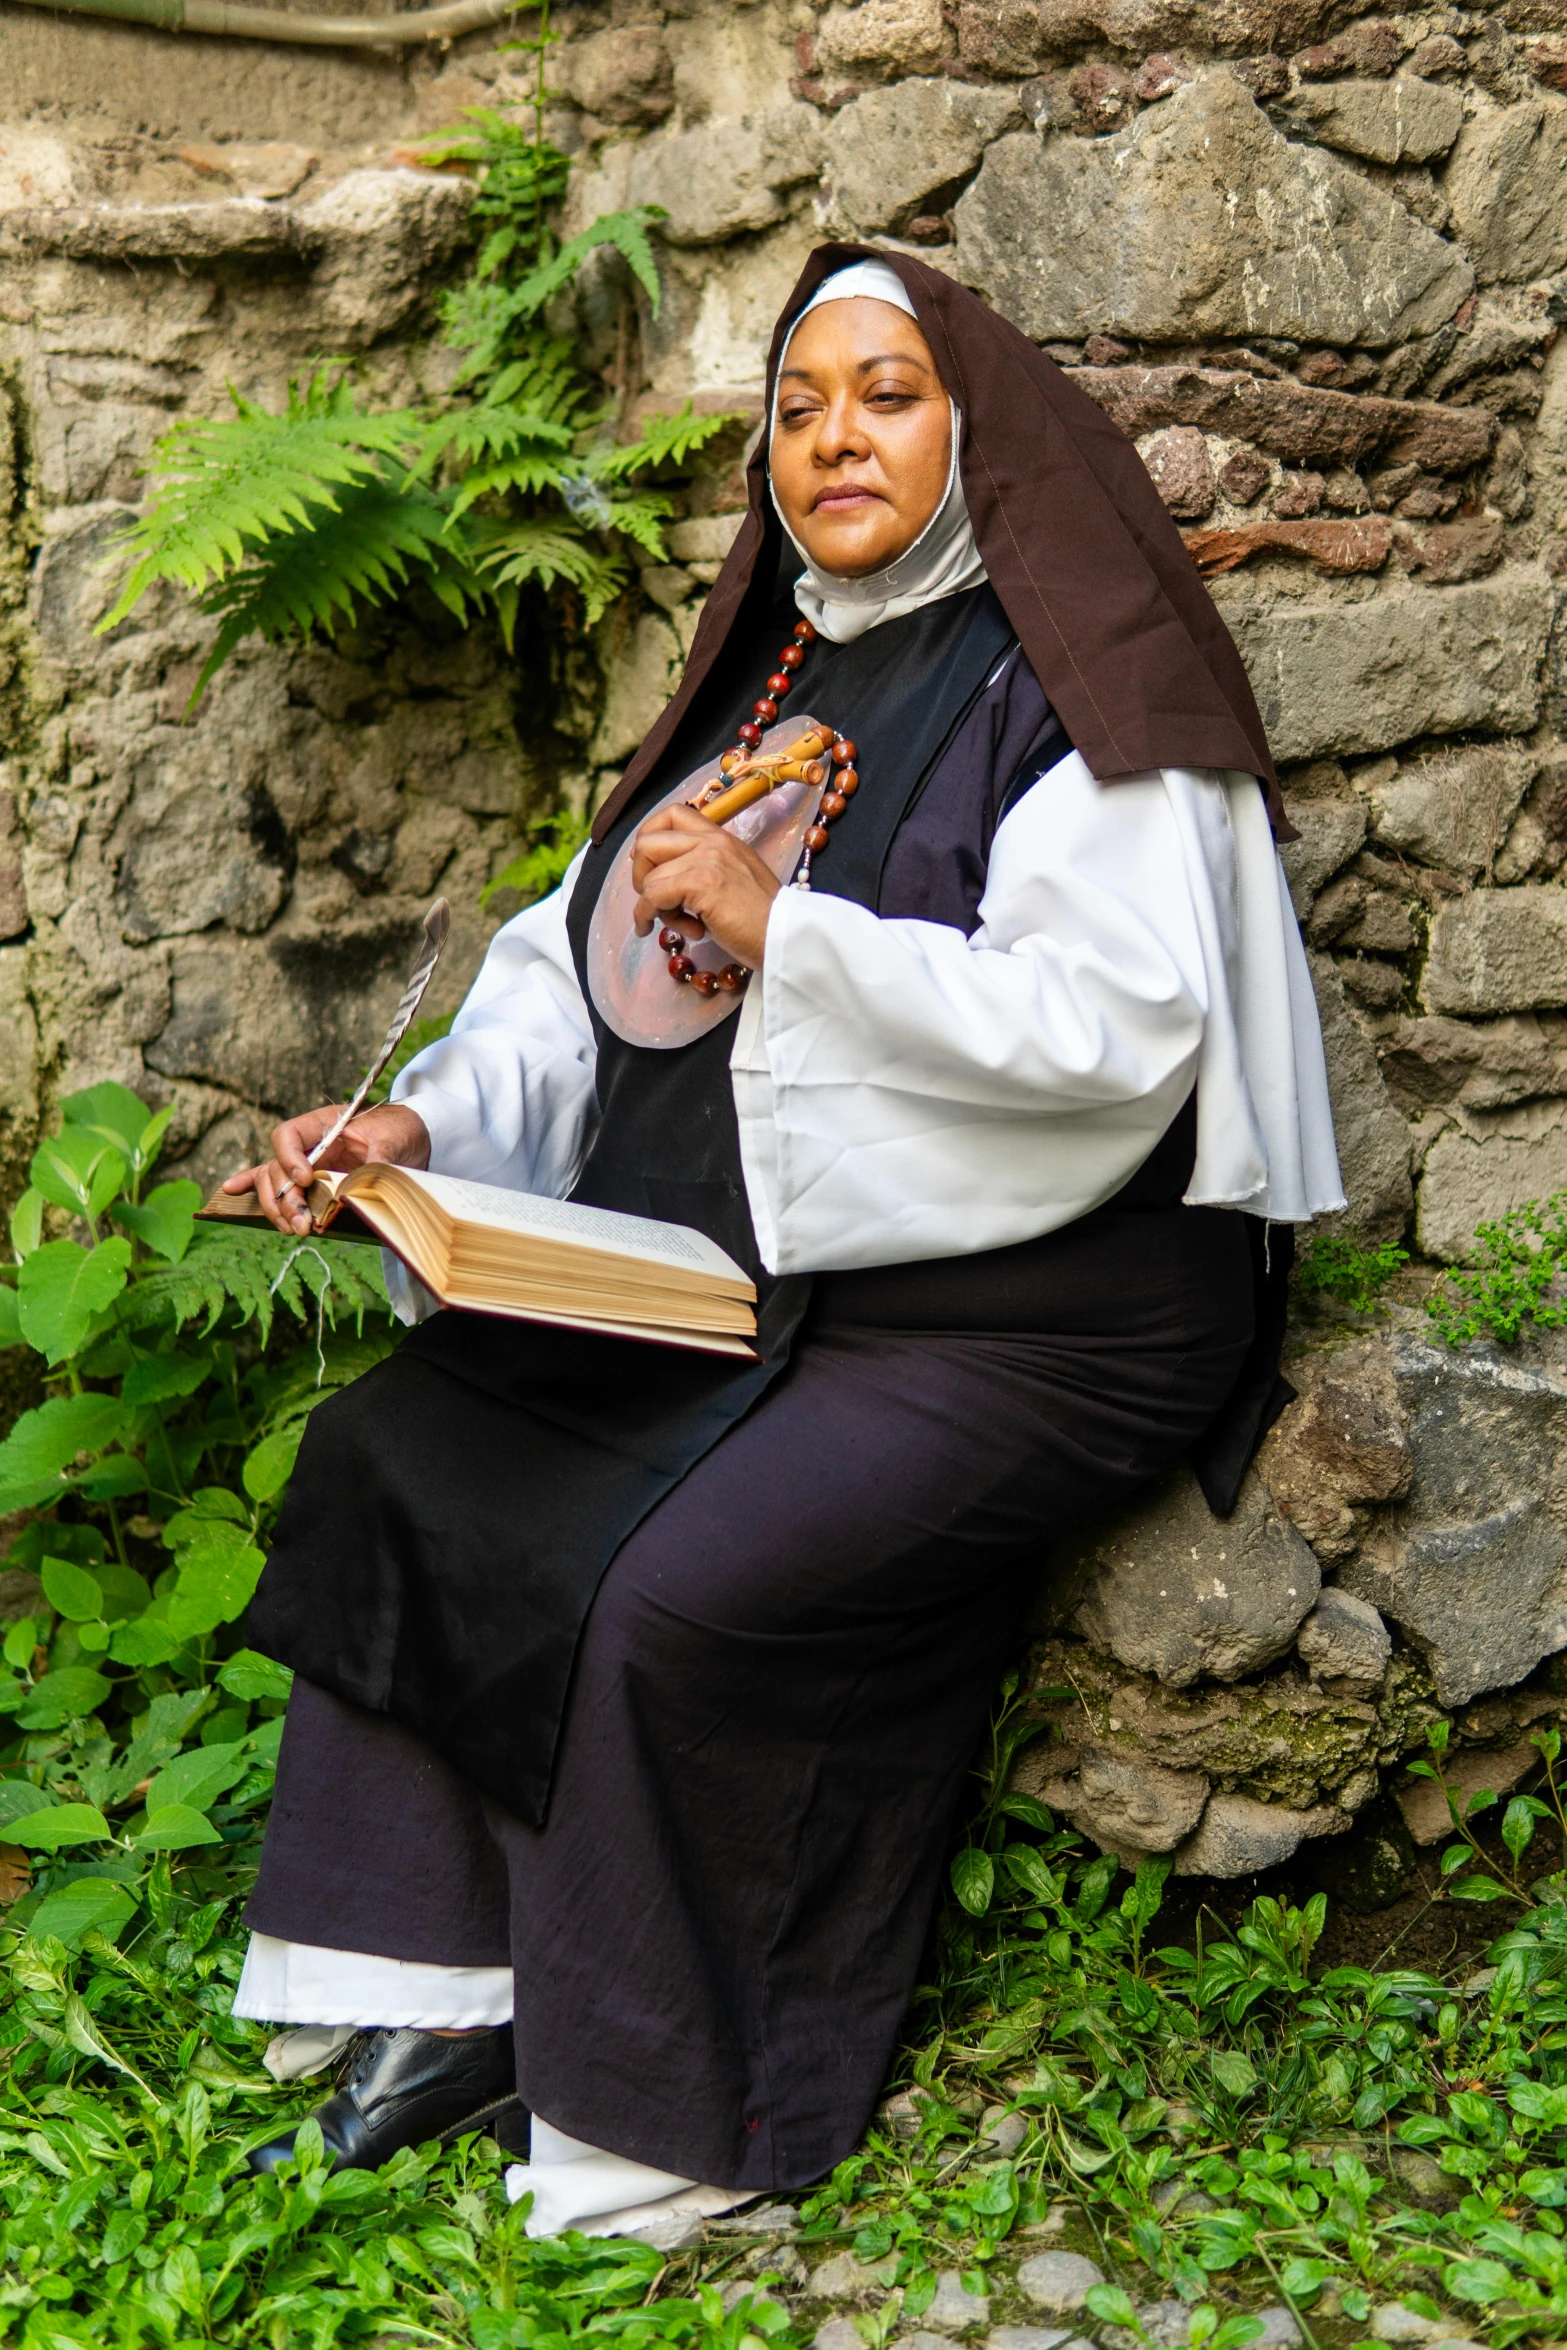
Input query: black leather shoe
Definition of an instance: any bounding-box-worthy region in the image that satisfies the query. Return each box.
[248,2026,524,2174]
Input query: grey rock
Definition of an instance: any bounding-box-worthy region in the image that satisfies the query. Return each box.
[1277,767,1367,917]
[1288,76,1465,165]
[811,2253,899,2300]
[1256,1341,1412,1562]
[978,2104,1029,2155]
[1417,1098,1567,1262]
[1425,885,1567,1016]
[0,194,322,264]
[1368,745,1537,880]
[925,2272,991,2333]
[1129,2301,1201,2346]
[615,107,823,247]
[298,170,475,344]
[557,25,673,127]
[1252,2315,1306,2350]
[1445,97,1567,285]
[1395,1741,1536,1844]
[892,2336,962,2350]
[1306,957,1414,1244]
[1337,1329,1567,1703]
[817,0,949,78]
[822,79,1020,235]
[1378,1014,1567,1117]
[815,2323,868,2350]
[1036,1745,1210,1855]
[1297,1588,1393,1685]
[1014,2253,1104,2314]
[952,74,1471,347]
[1173,1791,1347,1875]
[1223,569,1553,765]
[1068,1467,1320,1686]
[1369,2304,1470,2344]
[985,2334,1078,2350]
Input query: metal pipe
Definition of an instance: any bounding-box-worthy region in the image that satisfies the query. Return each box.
[5,0,530,45]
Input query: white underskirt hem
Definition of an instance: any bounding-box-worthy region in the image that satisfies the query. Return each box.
[233,1932,515,2030]
[505,2118,752,2240]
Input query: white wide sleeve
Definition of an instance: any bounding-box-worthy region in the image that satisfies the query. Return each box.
[731,754,1343,1276]
[382,854,600,1321]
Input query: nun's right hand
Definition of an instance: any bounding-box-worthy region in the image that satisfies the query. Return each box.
[224,1103,431,1235]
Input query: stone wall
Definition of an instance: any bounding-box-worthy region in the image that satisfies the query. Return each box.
[6,0,1567,1873]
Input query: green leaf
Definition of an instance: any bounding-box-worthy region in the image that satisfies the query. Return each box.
[165,1522,266,1639]
[243,1420,305,1501]
[146,1741,249,1817]
[113,1181,202,1264]
[27,1877,137,1949]
[1083,2286,1140,2331]
[62,1079,157,1154]
[17,1237,133,1363]
[133,1802,223,1850]
[40,1555,106,1623]
[0,1392,127,1509]
[0,1282,22,1348]
[218,1649,292,1703]
[1210,2051,1258,2099]
[2,1616,35,1669]
[951,1846,995,1917]
[8,1801,112,1849]
[120,1348,214,1407]
[29,1129,128,1221]
[108,1609,186,1668]
[1444,2258,1517,2305]
[0,1778,54,1828]
[1446,1875,1511,1901]
[9,1186,44,1259]
[1503,1794,1539,1862]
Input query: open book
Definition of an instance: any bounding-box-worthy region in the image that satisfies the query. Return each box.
[200,1166,758,1357]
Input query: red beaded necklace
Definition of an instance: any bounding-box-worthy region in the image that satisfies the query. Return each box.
[658,617,860,998]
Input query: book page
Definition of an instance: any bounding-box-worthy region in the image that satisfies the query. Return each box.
[353,1167,751,1289]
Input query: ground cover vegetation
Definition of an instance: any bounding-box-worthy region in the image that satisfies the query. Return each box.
[3,23,1567,2345]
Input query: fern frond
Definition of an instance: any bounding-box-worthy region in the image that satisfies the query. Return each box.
[420,400,575,466]
[186,472,458,702]
[468,515,629,621]
[594,406,740,480]
[503,208,667,327]
[125,1227,389,1348]
[601,490,675,561]
[100,368,424,634]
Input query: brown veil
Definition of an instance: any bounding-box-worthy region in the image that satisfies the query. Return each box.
[591,242,1292,846]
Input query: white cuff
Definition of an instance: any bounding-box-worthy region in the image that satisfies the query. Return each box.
[505,2117,749,2240]
[233,1933,514,2029]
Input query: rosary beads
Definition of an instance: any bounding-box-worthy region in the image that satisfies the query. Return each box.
[658,617,861,998]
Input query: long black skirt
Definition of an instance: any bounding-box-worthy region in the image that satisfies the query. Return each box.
[245,1200,1254,2191]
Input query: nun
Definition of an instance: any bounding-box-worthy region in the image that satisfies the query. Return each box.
[227,248,1343,2220]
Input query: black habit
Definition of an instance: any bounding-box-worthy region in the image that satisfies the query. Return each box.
[243,251,1290,2192]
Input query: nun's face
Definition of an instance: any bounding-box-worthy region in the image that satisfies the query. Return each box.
[770,297,951,577]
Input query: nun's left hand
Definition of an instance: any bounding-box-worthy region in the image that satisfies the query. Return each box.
[631,804,782,968]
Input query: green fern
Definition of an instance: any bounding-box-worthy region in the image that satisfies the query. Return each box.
[480,809,590,913]
[97,70,744,701]
[102,371,422,633]
[123,1226,386,1350]
[191,471,463,700]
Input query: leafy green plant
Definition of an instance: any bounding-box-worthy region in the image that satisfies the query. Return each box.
[99,4,738,701]
[0,1079,393,1944]
[1426,1190,1567,1348]
[1293,1235,1409,1316]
